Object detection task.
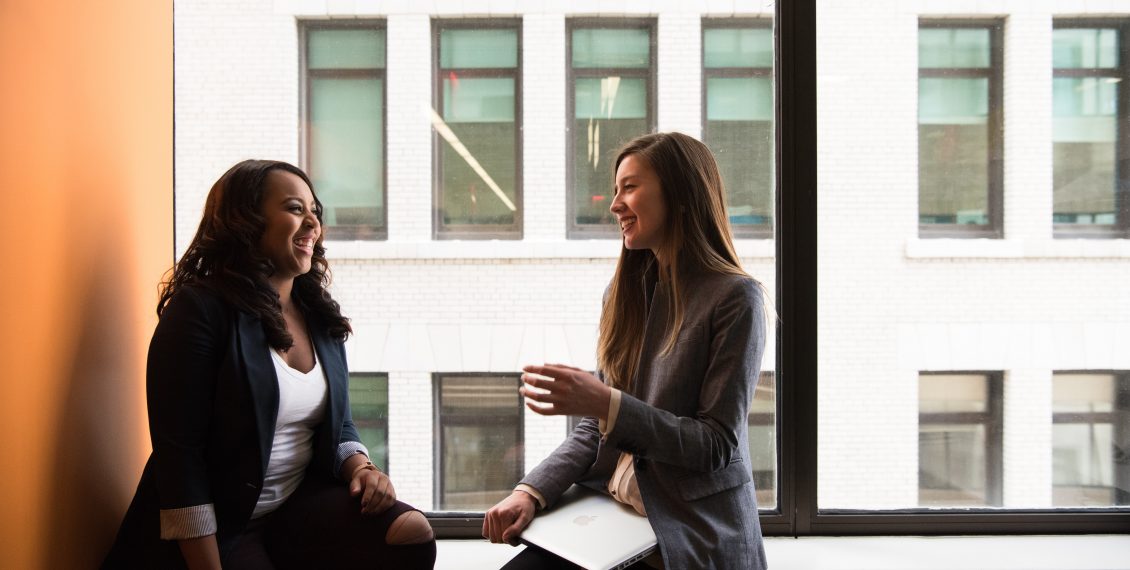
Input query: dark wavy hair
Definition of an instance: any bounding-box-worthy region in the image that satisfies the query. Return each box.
[158,159,351,349]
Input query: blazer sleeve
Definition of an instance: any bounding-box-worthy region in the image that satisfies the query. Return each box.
[147,287,225,539]
[604,279,766,473]
[518,415,603,507]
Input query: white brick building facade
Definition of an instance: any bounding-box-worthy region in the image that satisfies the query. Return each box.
[176,0,1128,511]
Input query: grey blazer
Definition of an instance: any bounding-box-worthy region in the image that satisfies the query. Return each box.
[521,265,768,570]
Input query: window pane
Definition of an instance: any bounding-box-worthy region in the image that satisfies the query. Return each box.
[1053,28,1119,69]
[1053,64,1119,225]
[749,372,777,509]
[437,376,523,511]
[704,27,772,68]
[1052,373,1130,507]
[918,374,999,507]
[573,77,648,226]
[572,28,650,68]
[349,373,389,470]
[310,77,384,229]
[919,77,990,225]
[919,28,991,68]
[308,28,386,69]
[439,29,518,69]
[706,76,773,229]
[435,24,520,236]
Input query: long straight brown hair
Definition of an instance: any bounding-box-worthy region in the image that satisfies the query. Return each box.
[598,132,759,392]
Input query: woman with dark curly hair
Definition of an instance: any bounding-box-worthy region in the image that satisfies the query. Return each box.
[104,160,435,569]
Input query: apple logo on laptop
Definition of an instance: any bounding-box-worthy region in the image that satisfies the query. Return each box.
[573,515,598,526]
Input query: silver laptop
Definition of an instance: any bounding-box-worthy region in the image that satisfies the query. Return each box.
[520,485,658,570]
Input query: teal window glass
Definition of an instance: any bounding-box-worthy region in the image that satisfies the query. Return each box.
[436,375,523,511]
[1053,27,1122,228]
[570,24,653,233]
[440,29,518,68]
[572,28,650,68]
[305,26,386,238]
[704,27,772,68]
[349,373,389,471]
[435,24,520,237]
[308,28,386,69]
[918,25,997,230]
[703,23,774,235]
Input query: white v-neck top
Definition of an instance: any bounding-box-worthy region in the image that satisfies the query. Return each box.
[252,348,329,518]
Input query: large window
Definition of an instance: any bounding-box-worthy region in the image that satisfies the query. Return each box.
[434,374,524,511]
[302,23,387,239]
[567,19,656,238]
[433,20,522,239]
[1053,372,1130,506]
[917,22,1003,237]
[1052,22,1130,237]
[918,373,1003,507]
[348,373,389,470]
[703,19,774,238]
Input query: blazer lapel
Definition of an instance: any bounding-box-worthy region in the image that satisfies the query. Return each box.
[312,328,347,471]
[236,311,279,478]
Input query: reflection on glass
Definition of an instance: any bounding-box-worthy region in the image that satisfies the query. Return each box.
[571,24,653,231]
[306,27,386,237]
[1052,373,1130,506]
[1052,27,1121,227]
[748,372,777,509]
[704,23,773,235]
[918,373,1001,507]
[436,26,520,236]
[918,25,996,228]
[437,375,523,511]
[349,373,389,470]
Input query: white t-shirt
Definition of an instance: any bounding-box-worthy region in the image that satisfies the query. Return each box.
[252,348,328,518]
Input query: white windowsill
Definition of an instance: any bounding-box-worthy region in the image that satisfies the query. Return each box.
[324,239,776,260]
[436,535,1130,570]
[906,238,1130,259]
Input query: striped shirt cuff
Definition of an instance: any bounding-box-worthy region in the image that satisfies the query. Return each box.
[159,504,217,540]
[335,441,371,477]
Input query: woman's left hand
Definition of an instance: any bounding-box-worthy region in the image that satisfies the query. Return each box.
[350,467,397,515]
[520,363,612,419]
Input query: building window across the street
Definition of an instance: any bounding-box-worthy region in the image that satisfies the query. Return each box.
[301,23,387,239]
[434,374,524,511]
[748,372,777,509]
[918,372,1003,507]
[348,373,389,471]
[433,20,522,239]
[1053,372,1130,506]
[703,19,774,238]
[917,21,1003,237]
[567,19,656,238]
[1052,22,1130,237]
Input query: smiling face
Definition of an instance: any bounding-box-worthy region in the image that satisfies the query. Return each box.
[258,169,321,286]
[610,153,668,254]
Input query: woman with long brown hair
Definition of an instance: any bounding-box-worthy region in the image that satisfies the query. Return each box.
[483,132,770,569]
[104,160,435,569]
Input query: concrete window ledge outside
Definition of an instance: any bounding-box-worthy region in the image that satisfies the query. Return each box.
[435,535,1130,570]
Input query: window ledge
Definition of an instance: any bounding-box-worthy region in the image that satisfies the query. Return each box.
[435,535,1130,570]
[906,238,1130,259]
[324,239,775,260]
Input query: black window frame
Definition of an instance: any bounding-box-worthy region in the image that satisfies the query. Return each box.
[299,19,389,241]
[701,16,775,240]
[428,1,1130,537]
[431,18,524,240]
[431,373,524,515]
[565,17,658,239]
[1051,19,1130,239]
[917,371,1004,508]
[916,19,1005,239]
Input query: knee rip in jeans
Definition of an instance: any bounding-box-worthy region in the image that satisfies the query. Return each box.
[386,510,434,545]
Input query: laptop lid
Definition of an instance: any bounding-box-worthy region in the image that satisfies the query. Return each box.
[520,485,658,570]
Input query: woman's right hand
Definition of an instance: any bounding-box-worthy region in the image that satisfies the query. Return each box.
[483,491,537,546]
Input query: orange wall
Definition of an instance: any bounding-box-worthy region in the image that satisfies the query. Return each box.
[0,1,172,567]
